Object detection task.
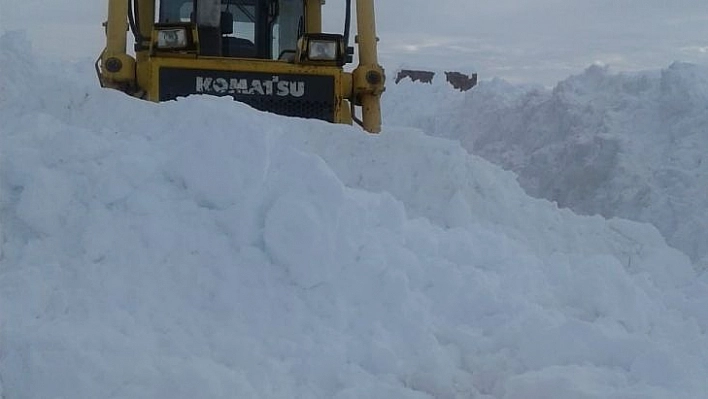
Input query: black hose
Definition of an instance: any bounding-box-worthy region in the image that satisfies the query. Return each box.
[128,0,146,46]
[128,0,138,39]
[344,0,352,46]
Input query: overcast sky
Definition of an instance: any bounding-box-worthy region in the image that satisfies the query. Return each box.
[2,0,708,85]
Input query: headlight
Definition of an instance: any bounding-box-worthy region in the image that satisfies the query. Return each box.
[157,28,188,49]
[308,40,338,61]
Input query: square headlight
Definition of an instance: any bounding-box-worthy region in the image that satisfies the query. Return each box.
[157,28,188,49]
[308,40,338,61]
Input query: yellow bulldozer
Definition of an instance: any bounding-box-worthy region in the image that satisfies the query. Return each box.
[97,0,385,133]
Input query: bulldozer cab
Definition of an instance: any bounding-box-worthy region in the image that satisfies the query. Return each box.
[157,0,300,60]
[97,0,385,132]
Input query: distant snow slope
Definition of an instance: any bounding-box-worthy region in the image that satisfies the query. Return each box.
[2,31,708,398]
[385,64,708,270]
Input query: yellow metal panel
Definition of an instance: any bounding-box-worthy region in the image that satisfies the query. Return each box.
[150,57,343,76]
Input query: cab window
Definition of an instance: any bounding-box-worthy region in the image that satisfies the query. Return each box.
[158,0,303,60]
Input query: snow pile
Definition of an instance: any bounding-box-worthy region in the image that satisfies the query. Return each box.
[2,31,708,398]
[385,64,708,270]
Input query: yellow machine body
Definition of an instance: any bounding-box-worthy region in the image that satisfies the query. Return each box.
[98,0,384,132]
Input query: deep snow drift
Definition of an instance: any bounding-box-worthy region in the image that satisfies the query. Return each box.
[2,32,708,398]
[385,63,708,270]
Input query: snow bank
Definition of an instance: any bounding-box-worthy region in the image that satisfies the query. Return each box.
[385,63,708,270]
[2,31,708,398]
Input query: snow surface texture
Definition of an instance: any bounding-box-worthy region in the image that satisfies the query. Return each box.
[385,64,708,271]
[2,31,708,398]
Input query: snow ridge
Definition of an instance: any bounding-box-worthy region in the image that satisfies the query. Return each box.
[2,32,708,398]
[386,63,708,270]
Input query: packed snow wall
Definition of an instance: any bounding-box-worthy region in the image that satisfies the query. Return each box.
[2,32,708,398]
[386,64,708,270]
